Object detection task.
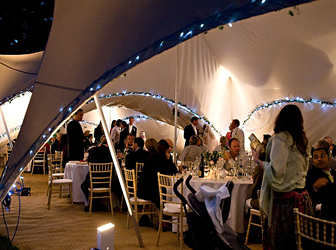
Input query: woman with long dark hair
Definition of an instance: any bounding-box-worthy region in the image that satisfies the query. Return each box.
[252,105,313,250]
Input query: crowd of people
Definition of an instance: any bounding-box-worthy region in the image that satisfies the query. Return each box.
[44,106,336,249]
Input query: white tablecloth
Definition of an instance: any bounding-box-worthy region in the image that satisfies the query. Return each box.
[64,161,90,206]
[183,176,252,233]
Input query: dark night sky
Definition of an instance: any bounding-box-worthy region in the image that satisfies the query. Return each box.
[0,1,54,55]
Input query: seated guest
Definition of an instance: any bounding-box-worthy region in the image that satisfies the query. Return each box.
[51,133,63,154]
[165,139,174,161]
[81,136,113,211]
[180,135,202,162]
[84,133,93,151]
[145,138,158,154]
[309,139,331,169]
[214,136,228,153]
[125,137,150,170]
[94,121,104,145]
[324,136,336,157]
[306,146,336,215]
[138,139,178,207]
[223,138,248,171]
[123,133,135,154]
[197,136,209,154]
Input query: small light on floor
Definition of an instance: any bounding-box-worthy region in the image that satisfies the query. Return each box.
[97,223,115,250]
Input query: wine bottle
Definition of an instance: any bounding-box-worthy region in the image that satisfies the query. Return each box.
[198,154,205,178]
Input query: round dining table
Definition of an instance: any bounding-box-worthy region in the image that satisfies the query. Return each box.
[64,161,90,206]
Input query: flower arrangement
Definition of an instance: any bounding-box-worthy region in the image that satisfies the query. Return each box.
[203,150,222,165]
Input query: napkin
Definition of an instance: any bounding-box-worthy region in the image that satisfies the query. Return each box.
[195,184,230,234]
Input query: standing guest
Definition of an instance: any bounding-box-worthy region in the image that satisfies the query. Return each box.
[109,120,117,134]
[67,109,85,161]
[180,135,202,162]
[58,134,69,167]
[252,104,313,250]
[94,121,104,144]
[128,117,137,136]
[324,136,336,157]
[138,140,178,207]
[125,137,150,170]
[214,136,228,153]
[231,119,245,150]
[200,124,214,146]
[110,119,122,147]
[184,117,199,147]
[119,121,128,151]
[223,138,248,170]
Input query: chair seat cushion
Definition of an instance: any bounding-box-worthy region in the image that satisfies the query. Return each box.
[163,203,181,213]
[130,197,152,203]
[52,173,65,177]
[53,179,72,184]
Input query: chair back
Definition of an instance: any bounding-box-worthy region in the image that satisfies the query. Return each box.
[89,163,113,190]
[48,152,63,172]
[294,208,336,249]
[157,173,183,208]
[48,163,62,182]
[35,147,46,160]
[221,180,234,223]
[124,169,137,201]
[135,162,144,179]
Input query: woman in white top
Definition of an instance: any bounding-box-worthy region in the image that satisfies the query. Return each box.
[110,119,122,147]
[252,105,313,250]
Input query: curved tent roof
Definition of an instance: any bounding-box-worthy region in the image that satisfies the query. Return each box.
[0,0,320,201]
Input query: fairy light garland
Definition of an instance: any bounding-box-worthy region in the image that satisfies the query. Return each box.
[243,96,335,126]
[87,92,223,136]
[0,88,33,105]
[0,125,21,140]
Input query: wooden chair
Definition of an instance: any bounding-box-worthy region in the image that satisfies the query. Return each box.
[157,173,185,250]
[124,169,156,229]
[31,147,46,175]
[47,164,73,210]
[48,151,64,178]
[294,208,336,249]
[245,190,265,245]
[88,162,114,216]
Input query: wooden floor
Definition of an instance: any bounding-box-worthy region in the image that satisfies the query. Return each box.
[0,171,262,250]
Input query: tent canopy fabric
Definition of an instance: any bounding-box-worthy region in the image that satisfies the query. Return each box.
[0,0,320,201]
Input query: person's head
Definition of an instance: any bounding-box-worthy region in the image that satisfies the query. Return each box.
[129,117,134,126]
[74,109,84,122]
[165,139,173,154]
[262,134,271,145]
[324,136,333,147]
[111,120,116,128]
[231,119,240,129]
[274,104,308,156]
[196,136,203,146]
[312,147,331,171]
[116,119,122,127]
[133,137,144,150]
[98,121,102,128]
[191,117,199,126]
[145,138,158,153]
[56,133,63,141]
[157,139,170,155]
[121,121,127,129]
[189,135,199,146]
[220,136,228,147]
[228,138,240,156]
[229,123,233,131]
[126,134,135,146]
[316,139,330,149]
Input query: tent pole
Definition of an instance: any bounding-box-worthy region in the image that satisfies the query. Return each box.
[0,106,13,150]
[93,94,144,248]
[173,45,179,165]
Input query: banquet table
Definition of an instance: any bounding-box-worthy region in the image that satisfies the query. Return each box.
[64,161,90,206]
[180,175,252,234]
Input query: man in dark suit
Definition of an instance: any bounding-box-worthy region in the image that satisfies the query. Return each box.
[127,117,137,136]
[184,117,199,147]
[125,137,150,170]
[306,146,336,218]
[67,109,85,160]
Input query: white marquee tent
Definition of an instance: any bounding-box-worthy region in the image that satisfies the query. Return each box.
[2,0,336,206]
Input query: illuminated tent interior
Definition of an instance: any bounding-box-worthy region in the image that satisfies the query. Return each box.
[3,0,336,201]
